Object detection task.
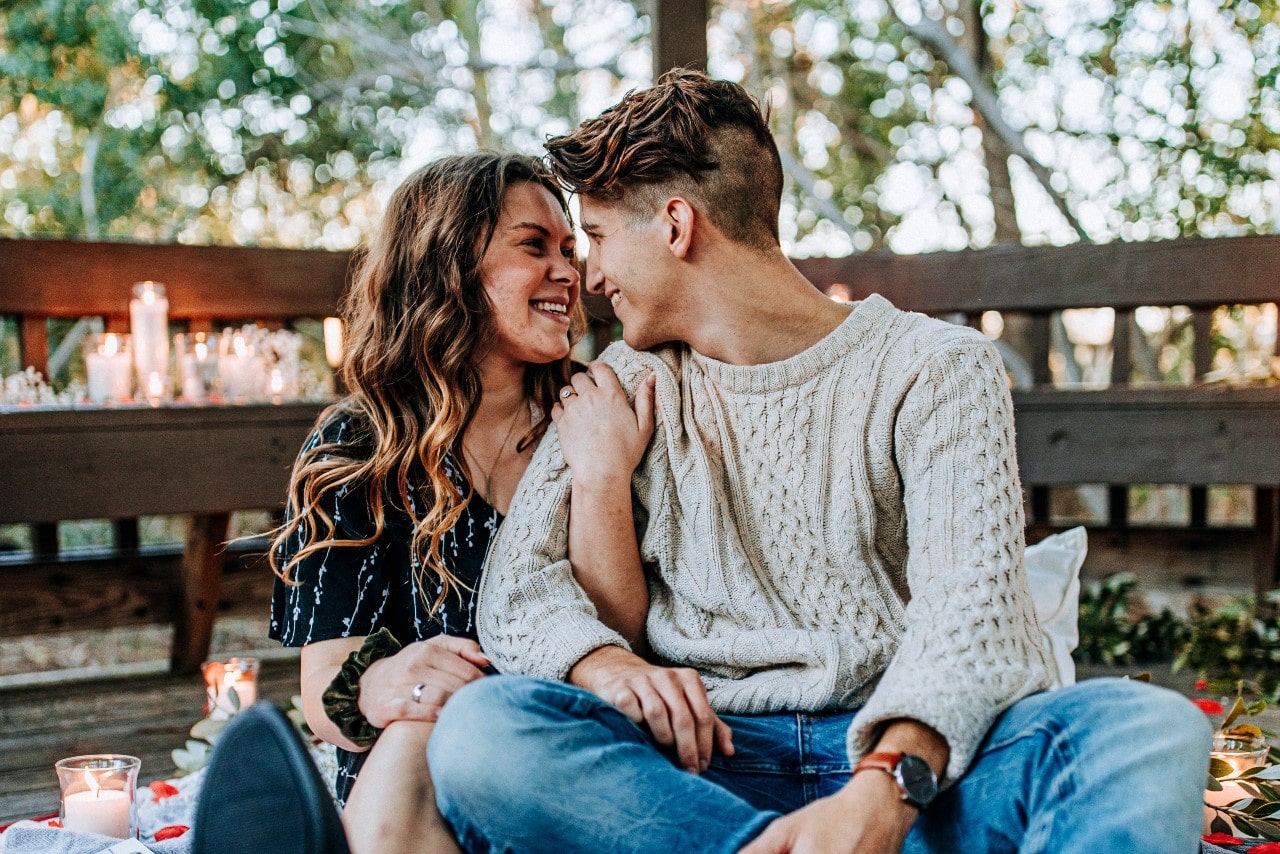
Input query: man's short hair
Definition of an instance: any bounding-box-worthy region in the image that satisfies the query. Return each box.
[544,68,784,252]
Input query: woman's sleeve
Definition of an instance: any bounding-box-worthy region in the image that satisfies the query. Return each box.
[269,424,395,648]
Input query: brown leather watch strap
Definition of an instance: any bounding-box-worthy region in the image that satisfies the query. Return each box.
[854,751,904,776]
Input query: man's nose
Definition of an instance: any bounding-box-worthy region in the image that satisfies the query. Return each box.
[584,252,605,294]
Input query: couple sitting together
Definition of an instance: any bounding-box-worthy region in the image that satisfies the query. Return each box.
[232,70,1208,854]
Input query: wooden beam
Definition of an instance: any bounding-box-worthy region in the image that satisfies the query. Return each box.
[0,546,275,638]
[0,403,324,524]
[1013,386,1280,485]
[794,234,1280,314]
[653,0,709,74]
[19,316,48,376]
[0,238,351,320]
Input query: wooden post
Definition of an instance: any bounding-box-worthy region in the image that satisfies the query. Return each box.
[1257,487,1280,602]
[171,513,231,675]
[653,0,709,75]
[113,519,140,553]
[19,315,48,377]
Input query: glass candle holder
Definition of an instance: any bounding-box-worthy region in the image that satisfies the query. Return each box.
[217,329,262,402]
[203,656,260,720]
[1205,731,1270,832]
[55,754,141,839]
[82,333,133,403]
[175,332,219,402]
[129,282,169,390]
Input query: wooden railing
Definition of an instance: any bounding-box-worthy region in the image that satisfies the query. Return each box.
[2,234,1278,674]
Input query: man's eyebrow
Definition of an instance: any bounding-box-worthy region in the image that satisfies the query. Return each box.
[580,222,600,233]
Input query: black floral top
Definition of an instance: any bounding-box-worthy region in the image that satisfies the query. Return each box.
[269,411,499,804]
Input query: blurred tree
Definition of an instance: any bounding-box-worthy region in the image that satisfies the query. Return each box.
[0,0,649,247]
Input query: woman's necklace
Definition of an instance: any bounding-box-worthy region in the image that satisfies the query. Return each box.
[462,402,527,507]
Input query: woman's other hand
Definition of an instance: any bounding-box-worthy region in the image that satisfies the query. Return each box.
[357,636,490,728]
[553,362,656,486]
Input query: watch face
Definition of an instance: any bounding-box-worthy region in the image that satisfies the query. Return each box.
[895,754,938,807]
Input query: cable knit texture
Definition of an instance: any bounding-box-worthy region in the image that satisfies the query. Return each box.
[478,294,1053,782]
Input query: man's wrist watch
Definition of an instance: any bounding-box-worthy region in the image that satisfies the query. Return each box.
[853,751,939,809]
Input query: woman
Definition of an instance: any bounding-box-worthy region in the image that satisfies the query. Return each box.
[268,152,653,854]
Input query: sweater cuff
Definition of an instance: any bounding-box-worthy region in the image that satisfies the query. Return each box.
[847,690,988,787]
[489,611,630,684]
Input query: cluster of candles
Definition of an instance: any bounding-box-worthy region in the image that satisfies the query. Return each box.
[82,281,345,405]
[53,657,259,839]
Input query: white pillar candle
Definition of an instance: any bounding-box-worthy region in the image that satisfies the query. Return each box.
[179,353,203,400]
[129,282,169,388]
[63,788,131,838]
[85,334,133,403]
[323,317,344,369]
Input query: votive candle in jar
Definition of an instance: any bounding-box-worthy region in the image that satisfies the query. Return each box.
[55,754,141,839]
[83,333,133,403]
[1205,730,1269,833]
[203,656,259,720]
[129,282,169,390]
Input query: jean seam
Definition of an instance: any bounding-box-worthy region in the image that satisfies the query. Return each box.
[1020,726,1079,854]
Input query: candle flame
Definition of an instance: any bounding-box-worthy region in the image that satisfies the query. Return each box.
[233,336,249,359]
[148,373,164,396]
[195,341,208,360]
[83,768,101,799]
[269,369,284,394]
[102,334,121,357]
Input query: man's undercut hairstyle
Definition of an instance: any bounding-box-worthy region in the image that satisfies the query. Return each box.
[544,68,784,251]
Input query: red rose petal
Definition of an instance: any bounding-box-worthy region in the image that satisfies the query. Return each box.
[148,780,181,801]
[154,825,189,841]
[1248,844,1280,854]
[46,819,62,828]
[1193,698,1225,715]
[1203,831,1244,844]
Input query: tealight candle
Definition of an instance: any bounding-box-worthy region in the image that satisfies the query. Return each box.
[55,755,140,839]
[176,332,218,401]
[1205,731,1269,833]
[129,282,169,390]
[202,657,259,720]
[83,334,133,403]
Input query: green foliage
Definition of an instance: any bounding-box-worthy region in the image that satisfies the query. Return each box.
[1178,595,1280,699]
[1073,572,1189,666]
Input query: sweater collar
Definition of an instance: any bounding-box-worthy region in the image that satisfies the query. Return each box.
[686,293,893,393]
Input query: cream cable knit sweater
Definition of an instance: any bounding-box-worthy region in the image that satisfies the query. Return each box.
[477,294,1053,782]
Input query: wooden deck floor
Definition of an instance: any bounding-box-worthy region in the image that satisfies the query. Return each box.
[0,654,300,825]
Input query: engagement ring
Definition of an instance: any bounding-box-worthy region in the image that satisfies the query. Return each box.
[411,683,426,703]
[560,387,575,399]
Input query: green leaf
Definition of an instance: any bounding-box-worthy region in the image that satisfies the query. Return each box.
[1210,757,1235,779]
[1223,695,1249,730]
[1252,766,1280,780]
[1207,774,1225,792]
[1212,815,1234,836]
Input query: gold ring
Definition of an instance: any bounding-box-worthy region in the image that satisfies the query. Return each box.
[560,387,575,399]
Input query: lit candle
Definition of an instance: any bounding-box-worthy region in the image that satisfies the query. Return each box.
[218,332,256,401]
[203,657,259,720]
[129,282,169,389]
[1205,732,1269,833]
[268,367,285,402]
[145,371,166,406]
[323,317,344,369]
[63,770,131,838]
[176,332,217,401]
[84,334,133,403]
[55,755,139,840]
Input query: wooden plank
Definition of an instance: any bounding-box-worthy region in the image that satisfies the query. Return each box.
[653,0,709,74]
[0,546,276,638]
[113,519,140,552]
[171,513,231,675]
[19,315,49,376]
[0,403,323,523]
[793,234,1280,314]
[0,238,351,319]
[1028,314,1052,386]
[1012,386,1280,485]
[1192,307,1215,380]
[0,657,301,824]
[31,524,58,559]
[1111,308,1132,385]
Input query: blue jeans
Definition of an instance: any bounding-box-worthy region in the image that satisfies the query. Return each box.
[429,675,1211,854]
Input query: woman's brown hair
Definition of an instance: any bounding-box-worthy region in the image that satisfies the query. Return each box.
[269,152,584,611]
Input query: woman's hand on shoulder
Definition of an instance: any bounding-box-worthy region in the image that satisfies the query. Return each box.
[357,635,490,728]
[552,362,656,486]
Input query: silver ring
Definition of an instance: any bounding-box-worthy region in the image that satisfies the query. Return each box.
[560,387,575,399]
[411,683,425,703]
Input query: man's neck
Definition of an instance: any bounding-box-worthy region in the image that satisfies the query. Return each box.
[674,250,852,366]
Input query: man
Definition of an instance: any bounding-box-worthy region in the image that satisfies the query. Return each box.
[428,70,1210,853]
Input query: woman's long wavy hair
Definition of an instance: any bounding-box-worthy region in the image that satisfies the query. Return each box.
[269,152,584,612]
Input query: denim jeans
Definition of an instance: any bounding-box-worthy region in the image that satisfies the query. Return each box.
[429,675,1211,854]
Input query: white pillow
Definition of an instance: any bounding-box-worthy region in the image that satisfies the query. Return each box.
[1023,526,1087,688]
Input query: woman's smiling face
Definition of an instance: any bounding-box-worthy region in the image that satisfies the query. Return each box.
[479,181,580,368]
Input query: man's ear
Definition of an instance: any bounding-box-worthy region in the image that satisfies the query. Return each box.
[661,197,696,260]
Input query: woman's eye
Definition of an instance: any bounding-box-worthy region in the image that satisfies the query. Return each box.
[561,247,575,260]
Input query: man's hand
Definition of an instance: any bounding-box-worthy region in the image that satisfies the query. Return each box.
[739,771,917,854]
[570,646,733,774]
[358,635,490,728]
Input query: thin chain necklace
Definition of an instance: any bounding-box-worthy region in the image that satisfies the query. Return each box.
[462,402,527,507]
